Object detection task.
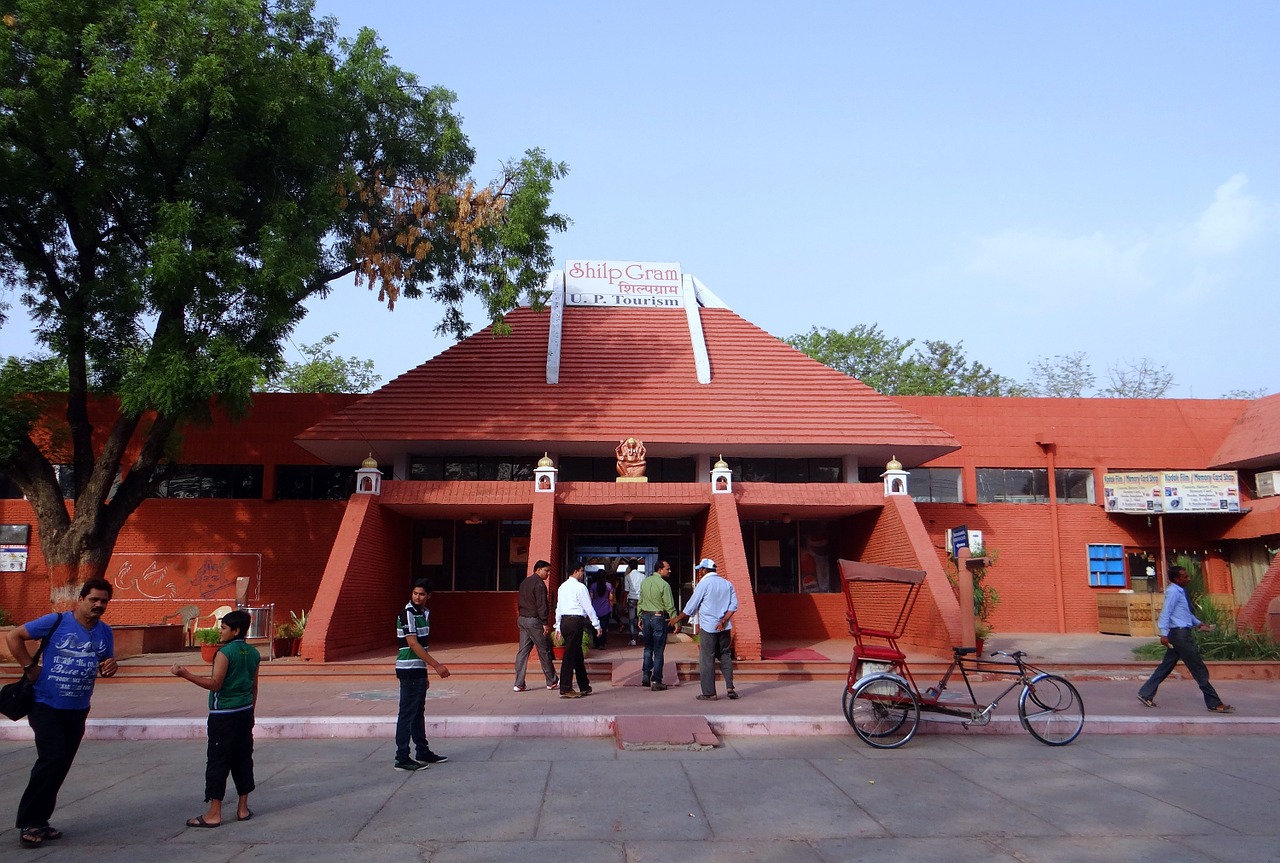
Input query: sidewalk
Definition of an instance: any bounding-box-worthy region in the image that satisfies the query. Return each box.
[4,633,1278,741]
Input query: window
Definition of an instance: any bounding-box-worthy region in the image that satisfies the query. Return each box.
[907,467,962,502]
[1055,469,1095,504]
[1087,543,1126,587]
[409,456,537,482]
[977,468,1049,503]
[726,458,841,483]
[276,465,389,500]
[557,456,696,482]
[153,465,263,499]
[412,519,530,591]
[743,519,840,593]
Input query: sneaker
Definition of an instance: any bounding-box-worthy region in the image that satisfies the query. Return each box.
[650,682,668,691]
[394,760,427,771]
[546,679,559,690]
[629,640,637,646]
[418,751,449,764]
[696,694,718,701]
[726,689,739,700]
[581,687,593,696]
[561,690,583,699]
[513,684,527,692]
[641,678,651,687]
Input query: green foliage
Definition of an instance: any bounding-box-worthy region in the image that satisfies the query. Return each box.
[195,627,222,646]
[786,325,1027,396]
[0,608,16,626]
[0,0,566,577]
[1132,599,1280,661]
[948,545,1001,636]
[260,333,382,393]
[0,355,69,466]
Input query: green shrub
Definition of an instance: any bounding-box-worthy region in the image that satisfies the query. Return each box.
[194,627,222,646]
[0,608,15,627]
[1132,598,1280,661]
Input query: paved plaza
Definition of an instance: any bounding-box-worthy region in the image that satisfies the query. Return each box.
[2,733,1277,862]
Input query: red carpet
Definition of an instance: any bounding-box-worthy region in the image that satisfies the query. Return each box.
[761,647,830,661]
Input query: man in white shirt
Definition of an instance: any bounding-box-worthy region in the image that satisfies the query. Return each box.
[555,564,602,698]
[624,559,646,646]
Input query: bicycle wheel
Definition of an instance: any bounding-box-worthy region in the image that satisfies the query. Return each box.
[1018,674,1084,745]
[845,674,919,749]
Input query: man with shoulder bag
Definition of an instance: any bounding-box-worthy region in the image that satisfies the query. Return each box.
[4,578,118,849]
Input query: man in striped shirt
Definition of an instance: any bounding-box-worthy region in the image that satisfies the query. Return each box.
[394,580,452,771]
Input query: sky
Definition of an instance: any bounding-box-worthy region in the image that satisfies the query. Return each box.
[5,1,1278,398]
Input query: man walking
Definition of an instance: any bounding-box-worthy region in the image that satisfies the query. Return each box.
[681,558,738,701]
[1137,566,1233,713]
[624,558,646,646]
[638,559,678,690]
[394,579,452,771]
[7,578,118,848]
[513,560,558,692]
[555,564,602,698]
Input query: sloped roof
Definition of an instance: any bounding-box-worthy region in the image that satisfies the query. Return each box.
[893,396,1249,469]
[1211,392,1280,470]
[297,305,958,466]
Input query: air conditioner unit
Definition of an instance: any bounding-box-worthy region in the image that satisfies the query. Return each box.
[1257,470,1280,498]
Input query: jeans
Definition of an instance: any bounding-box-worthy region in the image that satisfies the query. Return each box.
[16,703,88,829]
[514,616,557,688]
[627,600,639,640]
[205,710,255,802]
[641,614,669,684]
[698,630,734,697]
[558,615,590,693]
[395,670,430,762]
[1138,627,1224,709]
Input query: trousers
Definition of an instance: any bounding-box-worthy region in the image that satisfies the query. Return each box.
[514,615,557,687]
[698,630,735,697]
[205,710,256,801]
[16,703,88,829]
[641,614,669,684]
[395,670,430,762]
[1138,627,1224,709]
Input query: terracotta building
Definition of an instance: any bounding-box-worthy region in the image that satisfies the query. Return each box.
[3,266,1278,659]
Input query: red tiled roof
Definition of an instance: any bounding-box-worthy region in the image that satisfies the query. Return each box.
[1211,392,1280,470]
[298,306,958,465]
[893,396,1248,469]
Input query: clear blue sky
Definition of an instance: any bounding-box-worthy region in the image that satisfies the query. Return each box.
[7,1,1278,398]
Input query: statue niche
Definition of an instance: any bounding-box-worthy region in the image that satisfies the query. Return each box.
[615,437,647,482]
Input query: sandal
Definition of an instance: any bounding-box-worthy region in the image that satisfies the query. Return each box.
[185,815,221,828]
[1209,704,1235,714]
[19,828,43,848]
[1136,695,1157,708]
[39,827,62,841]
[726,689,739,700]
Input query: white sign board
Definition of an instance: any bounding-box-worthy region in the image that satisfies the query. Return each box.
[564,260,684,308]
[1102,472,1164,513]
[1161,470,1240,513]
[0,545,28,572]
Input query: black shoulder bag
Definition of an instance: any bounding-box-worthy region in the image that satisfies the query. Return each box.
[0,612,62,721]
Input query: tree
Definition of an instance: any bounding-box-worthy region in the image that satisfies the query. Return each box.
[786,326,1026,396]
[260,333,381,394]
[1098,358,1175,399]
[1222,387,1268,399]
[0,1,567,596]
[1026,352,1096,397]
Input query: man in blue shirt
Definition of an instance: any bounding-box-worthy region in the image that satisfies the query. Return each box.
[1136,566,1233,713]
[679,558,739,701]
[5,578,118,848]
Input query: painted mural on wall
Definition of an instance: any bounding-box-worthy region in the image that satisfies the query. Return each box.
[108,553,262,601]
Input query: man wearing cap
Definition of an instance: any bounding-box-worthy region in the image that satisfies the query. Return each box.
[681,558,739,701]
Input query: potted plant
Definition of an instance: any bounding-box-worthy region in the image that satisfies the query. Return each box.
[550,629,591,660]
[195,627,221,662]
[273,609,307,657]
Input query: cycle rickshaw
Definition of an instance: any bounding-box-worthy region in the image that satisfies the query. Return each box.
[840,559,1085,749]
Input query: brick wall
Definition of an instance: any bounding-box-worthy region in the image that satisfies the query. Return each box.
[700,493,760,660]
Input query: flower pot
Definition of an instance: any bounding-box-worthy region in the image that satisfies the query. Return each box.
[200,643,219,663]
[552,646,565,661]
[273,637,296,658]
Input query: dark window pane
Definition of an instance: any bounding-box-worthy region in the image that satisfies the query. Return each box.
[811,459,842,483]
[454,521,498,589]
[741,458,774,483]
[774,459,808,483]
[559,457,593,482]
[445,459,478,481]
[409,458,443,481]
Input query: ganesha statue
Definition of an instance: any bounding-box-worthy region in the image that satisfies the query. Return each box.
[615,437,647,479]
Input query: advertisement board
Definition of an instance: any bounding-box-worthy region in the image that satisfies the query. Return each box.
[564,260,684,308]
[1103,470,1239,514]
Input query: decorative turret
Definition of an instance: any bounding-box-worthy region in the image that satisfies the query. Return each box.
[535,452,557,492]
[882,455,908,497]
[711,454,732,493]
[356,454,382,495]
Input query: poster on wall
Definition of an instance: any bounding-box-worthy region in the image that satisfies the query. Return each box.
[0,545,28,572]
[1161,470,1240,513]
[1102,472,1164,513]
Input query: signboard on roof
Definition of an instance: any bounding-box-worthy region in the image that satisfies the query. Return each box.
[1102,470,1239,514]
[1161,470,1240,513]
[1102,472,1163,513]
[564,260,684,308]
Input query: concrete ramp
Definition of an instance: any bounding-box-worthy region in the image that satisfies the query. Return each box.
[614,714,719,750]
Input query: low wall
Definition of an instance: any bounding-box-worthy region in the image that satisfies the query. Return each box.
[112,624,185,659]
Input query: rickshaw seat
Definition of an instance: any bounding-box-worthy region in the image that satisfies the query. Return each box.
[856,644,906,662]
